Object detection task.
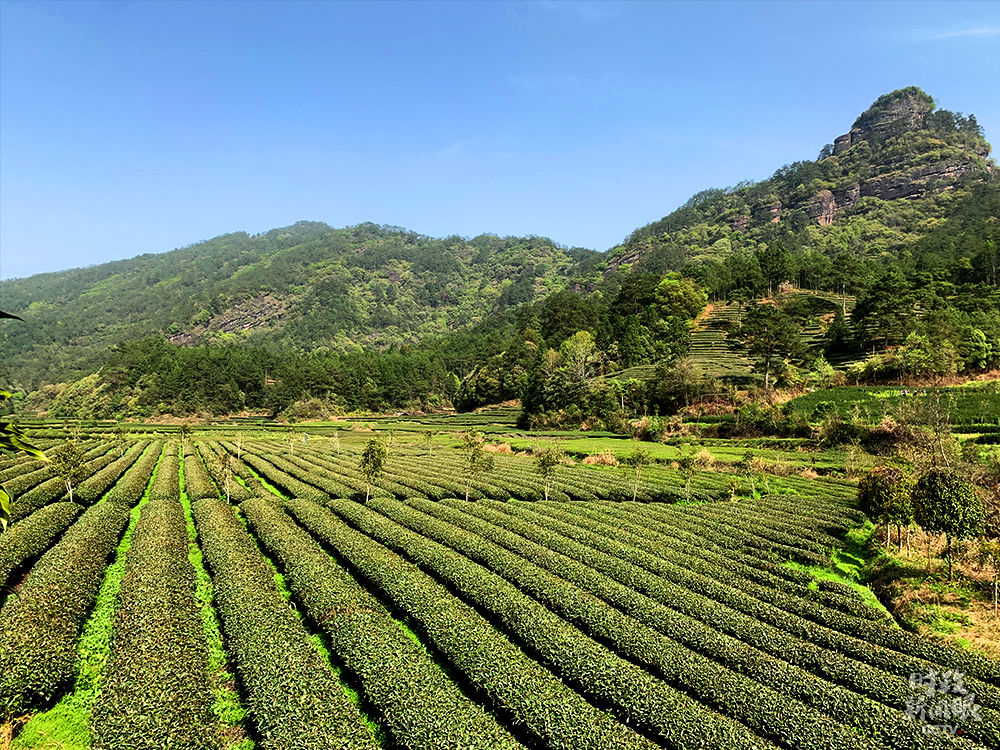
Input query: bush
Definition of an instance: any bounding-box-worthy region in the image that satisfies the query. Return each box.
[92,492,216,749]
[0,502,132,719]
[190,497,375,749]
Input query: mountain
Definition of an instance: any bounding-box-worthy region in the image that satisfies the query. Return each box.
[2,87,998,421]
[0,222,601,389]
[609,86,995,286]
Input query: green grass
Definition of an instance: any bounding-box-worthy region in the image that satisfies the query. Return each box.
[782,522,896,623]
[12,455,159,749]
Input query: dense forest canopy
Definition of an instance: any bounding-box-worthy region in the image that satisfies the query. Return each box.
[2,87,998,427]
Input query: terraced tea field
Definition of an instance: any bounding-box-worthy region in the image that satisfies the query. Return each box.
[0,437,997,749]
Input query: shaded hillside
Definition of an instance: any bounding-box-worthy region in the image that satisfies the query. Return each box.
[0,222,600,388]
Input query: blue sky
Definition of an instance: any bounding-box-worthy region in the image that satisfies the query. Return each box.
[2,0,998,279]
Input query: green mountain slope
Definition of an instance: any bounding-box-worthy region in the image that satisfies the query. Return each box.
[2,87,997,421]
[1,222,600,389]
[610,87,995,289]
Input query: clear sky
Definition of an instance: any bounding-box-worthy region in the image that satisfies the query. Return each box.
[1,0,998,280]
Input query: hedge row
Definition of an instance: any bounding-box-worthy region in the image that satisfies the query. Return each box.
[105,442,163,507]
[312,495,771,750]
[182,446,218,502]
[92,490,217,749]
[0,442,104,500]
[572,502,1000,687]
[149,447,180,501]
[691,502,840,549]
[374,498,892,750]
[0,502,82,590]
[190,496,376,750]
[8,476,68,523]
[284,495,668,750]
[427,499,976,750]
[473,500,1000,722]
[267,452,370,499]
[0,501,132,718]
[286,452,420,500]
[582,500,862,606]
[243,494,525,750]
[545,502,889,624]
[232,451,327,502]
[623,499,833,567]
[207,442,269,496]
[0,464,52,497]
[0,456,37,479]
[75,441,150,504]
[196,443,253,503]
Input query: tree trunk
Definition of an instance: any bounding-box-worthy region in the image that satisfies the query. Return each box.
[66,479,73,503]
[946,533,953,581]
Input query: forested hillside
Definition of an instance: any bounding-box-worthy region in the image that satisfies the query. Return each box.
[2,87,998,425]
[0,222,600,387]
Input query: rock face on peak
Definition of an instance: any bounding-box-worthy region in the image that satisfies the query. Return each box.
[835,87,935,153]
[613,87,995,275]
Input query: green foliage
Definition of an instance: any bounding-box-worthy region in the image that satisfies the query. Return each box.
[533,446,564,501]
[0,502,132,719]
[0,502,81,590]
[857,466,912,527]
[0,389,49,531]
[48,440,87,503]
[191,496,376,749]
[913,468,986,579]
[244,494,515,750]
[91,486,218,749]
[730,305,802,390]
[288,495,652,750]
[359,438,388,502]
[460,431,495,501]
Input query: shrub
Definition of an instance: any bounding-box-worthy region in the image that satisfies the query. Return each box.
[0,502,132,719]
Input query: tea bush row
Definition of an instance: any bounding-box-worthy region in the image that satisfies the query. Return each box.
[0,502,82,589]
[105,442,163,507]
[283,495,670,750]
[427,500,974,750]
[242,494,522,750]
[75,441,150,504]
[316,495,767,750]
[479,501,1000,708]
[92,491,216,749]
[190,496,375,749]
[0,501,132,719]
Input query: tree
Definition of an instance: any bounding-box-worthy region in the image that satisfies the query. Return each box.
[623,448,653,502]
[359,438,388,502]
[979,540,1000,617]
[731,304,801,390]
[49,440,87,504]
[755,243,791,297]
[533,446,564,502]
[857,466,912,552]
[459,431,495,501]
[678,452,697,502]
[912,468,985,580]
